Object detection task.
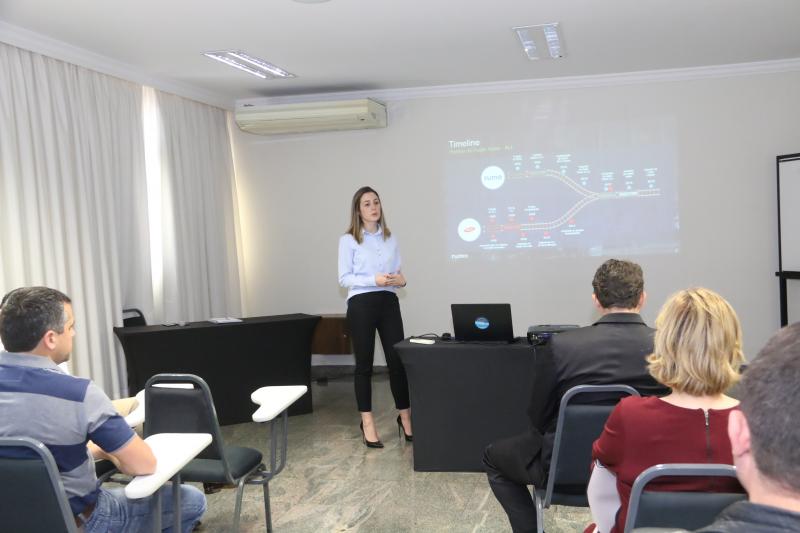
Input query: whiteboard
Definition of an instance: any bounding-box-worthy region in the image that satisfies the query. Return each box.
[788,283,800,327]
[779,156,800,271]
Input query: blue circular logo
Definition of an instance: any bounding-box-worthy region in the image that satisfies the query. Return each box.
[475,317,490,330]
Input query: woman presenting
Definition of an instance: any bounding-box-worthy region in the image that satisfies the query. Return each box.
[338,186,412,448]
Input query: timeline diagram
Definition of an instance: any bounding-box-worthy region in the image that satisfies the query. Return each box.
[446,146,679,260]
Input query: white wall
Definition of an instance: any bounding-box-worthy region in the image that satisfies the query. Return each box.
[231,70,800,363]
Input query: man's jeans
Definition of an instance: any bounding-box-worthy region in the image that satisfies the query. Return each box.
[83,484,206,533]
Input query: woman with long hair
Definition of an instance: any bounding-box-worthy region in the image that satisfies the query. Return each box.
[338,186,412,448]
[589,287,745,532]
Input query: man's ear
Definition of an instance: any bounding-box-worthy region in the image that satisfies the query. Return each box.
[41,330,58,351]
[592,293,602,311]
[638,291,647,309]
[728,409,752,458]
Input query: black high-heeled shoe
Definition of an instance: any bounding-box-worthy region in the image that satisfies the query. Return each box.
[396,415,413,442]
[360,422,384,448]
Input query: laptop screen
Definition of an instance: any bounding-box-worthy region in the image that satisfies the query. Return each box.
[451,303,514,342]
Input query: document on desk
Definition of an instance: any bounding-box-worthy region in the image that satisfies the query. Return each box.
[208,317,242,324]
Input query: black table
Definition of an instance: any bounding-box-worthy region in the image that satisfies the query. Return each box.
[397,338,544,472]
[114,314,320,425]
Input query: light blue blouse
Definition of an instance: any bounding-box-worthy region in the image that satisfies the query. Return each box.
[338,226,402,301]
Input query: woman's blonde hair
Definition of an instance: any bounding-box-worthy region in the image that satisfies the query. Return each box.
[648,287,744,396]
[346,186,391,244]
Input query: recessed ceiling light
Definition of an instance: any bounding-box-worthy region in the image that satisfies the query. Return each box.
[203,50,296,79]
[513,23,566,60]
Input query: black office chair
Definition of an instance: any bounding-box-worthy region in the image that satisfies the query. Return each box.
[144,373,295,532]
[533,384,640,533]
[0,437,79,533]
[624,463,746,533]
[122,308,147,327]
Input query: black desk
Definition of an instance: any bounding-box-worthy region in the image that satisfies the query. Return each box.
[114,314,320,425]
[397,339,543,472]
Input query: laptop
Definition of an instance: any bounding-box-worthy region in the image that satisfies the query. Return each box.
[451,303,515,342]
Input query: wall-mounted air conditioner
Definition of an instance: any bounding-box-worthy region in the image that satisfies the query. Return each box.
[234,98,387,135]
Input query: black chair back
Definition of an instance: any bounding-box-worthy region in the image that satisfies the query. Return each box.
[143,373,223,461]
[544,384,640,507]
[122,308,147,327]
[0,437,78,533]
[624,463,746,533]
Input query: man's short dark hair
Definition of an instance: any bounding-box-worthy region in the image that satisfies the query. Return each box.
[591,259,644,309]
[739,322,800,493]
[0,287,71,352]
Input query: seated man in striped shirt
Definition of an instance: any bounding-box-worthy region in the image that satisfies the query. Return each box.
[0,286,205,532]
[0,291,138,423]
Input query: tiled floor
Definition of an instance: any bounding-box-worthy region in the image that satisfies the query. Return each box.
[196,375,591,532]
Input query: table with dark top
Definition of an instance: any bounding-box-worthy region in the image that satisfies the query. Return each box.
[397,338,547,472]
[114,314,320,425]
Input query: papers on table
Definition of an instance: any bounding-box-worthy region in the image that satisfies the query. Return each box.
[208,317,242,324]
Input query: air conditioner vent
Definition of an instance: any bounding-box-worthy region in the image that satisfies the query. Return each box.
[234,98,387,135]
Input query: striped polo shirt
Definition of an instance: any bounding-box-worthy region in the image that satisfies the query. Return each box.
[0,351,135,515]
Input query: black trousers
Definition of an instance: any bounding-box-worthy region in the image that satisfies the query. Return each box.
[346,291,409,412]
[483,429,549,533]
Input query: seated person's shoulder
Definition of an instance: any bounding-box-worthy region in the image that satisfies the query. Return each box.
[549,323,616,358]
[613,395,661,419]
[83,380,116,404]
[549,324,591,347]
[617,394,648,408]
[33,366,92,401]
[554,323,591,338]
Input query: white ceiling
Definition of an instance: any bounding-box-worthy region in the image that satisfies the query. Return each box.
[2,0,800,108]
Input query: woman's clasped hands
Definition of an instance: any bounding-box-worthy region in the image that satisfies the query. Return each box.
[375,272,406,287]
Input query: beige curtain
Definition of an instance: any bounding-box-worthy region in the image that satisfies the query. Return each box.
[0,42,150,396]
[146,88,242,323]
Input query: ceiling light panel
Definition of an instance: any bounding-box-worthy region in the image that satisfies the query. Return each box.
[203,50,296,79]
[513,23,565,60]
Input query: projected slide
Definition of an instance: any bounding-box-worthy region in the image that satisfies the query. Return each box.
[446,140,679,261]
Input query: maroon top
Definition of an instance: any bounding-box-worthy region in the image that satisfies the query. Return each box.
[592,396,743,533]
